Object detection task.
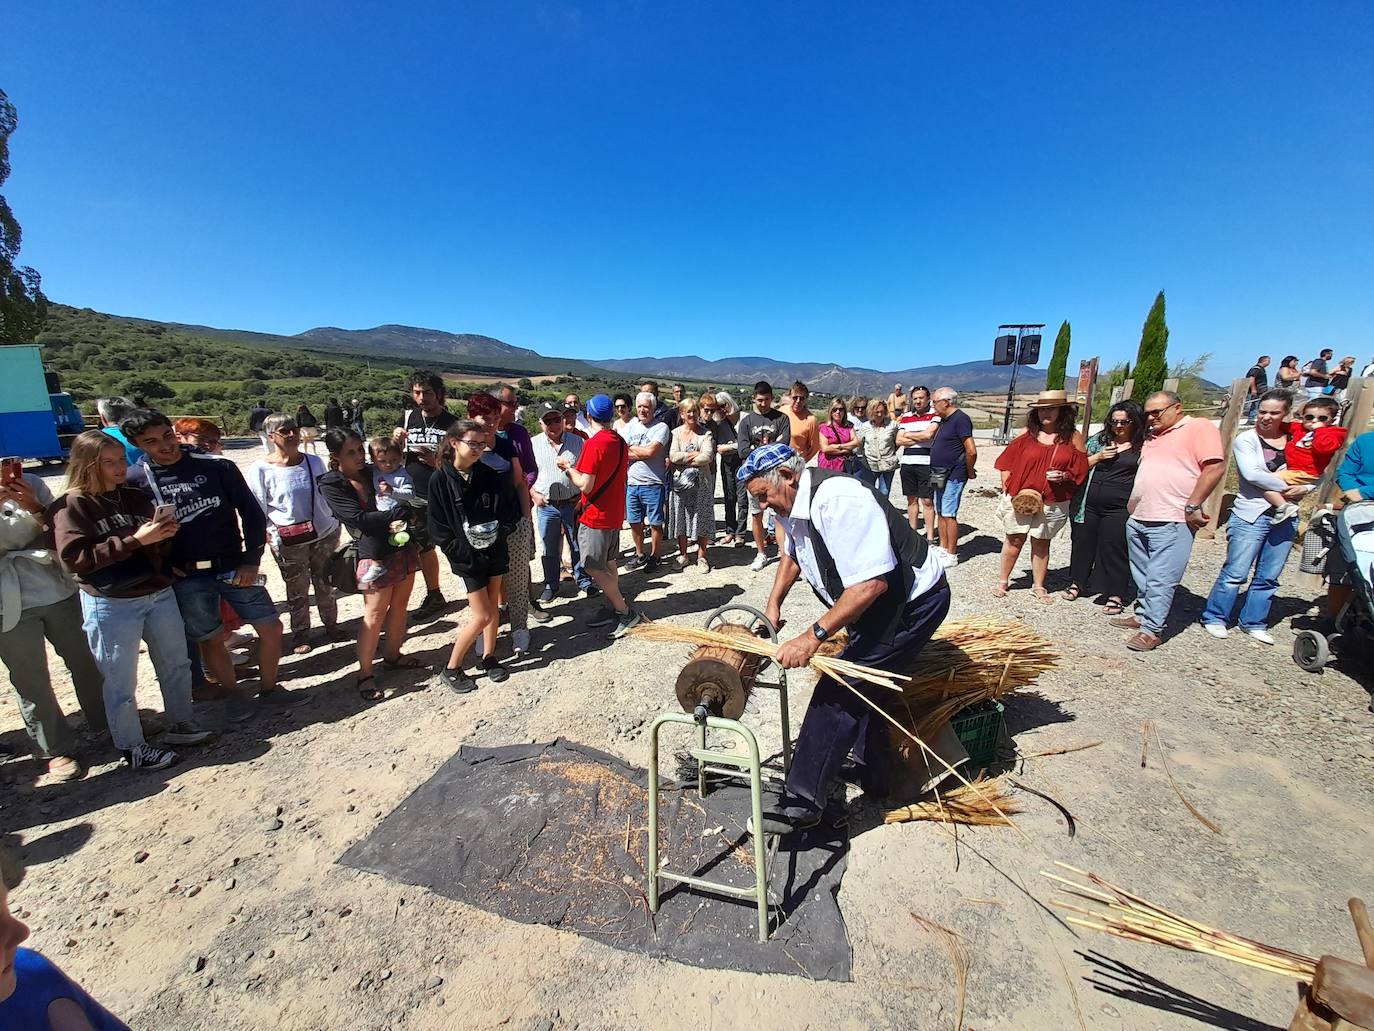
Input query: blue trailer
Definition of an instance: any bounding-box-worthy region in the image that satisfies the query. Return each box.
[0,344,84,461]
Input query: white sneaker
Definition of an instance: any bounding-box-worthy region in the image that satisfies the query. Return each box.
[1271,503,1299,524]
[512,629,531,655]
[1202,623,1229,639]
[930,545,948,561]
[940,552,958,569]
[1243,628,1275,645]
[750,552,767,572]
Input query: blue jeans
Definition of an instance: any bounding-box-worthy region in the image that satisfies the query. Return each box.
[858,467,894,498]
[535,499,591,591]
[1126,519,1195,637]
[1201,513,1295,631]
[81,587,194,751]
[933,476,967,518]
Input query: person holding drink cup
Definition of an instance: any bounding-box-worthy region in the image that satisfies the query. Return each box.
[1065,400,1146,610]
[991,391,1088,602]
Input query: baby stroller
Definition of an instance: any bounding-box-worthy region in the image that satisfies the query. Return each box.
[1292,500,1374,672]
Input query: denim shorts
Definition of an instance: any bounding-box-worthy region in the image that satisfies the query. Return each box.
[174,575,280,641]
[933,476,967,518]
[625,484,667,527]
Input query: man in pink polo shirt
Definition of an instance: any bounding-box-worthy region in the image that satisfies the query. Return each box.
[1112,391,1225,651]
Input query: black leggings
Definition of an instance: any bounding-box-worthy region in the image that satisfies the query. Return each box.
[720,453,743,535]
[1068,497,1133,602]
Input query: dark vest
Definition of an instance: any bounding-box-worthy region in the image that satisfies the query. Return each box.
[803,468,931,644]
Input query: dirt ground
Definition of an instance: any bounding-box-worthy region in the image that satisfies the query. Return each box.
[2,440,1371,1031]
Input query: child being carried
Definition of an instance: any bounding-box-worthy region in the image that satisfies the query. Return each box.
[1264,396,1347,523]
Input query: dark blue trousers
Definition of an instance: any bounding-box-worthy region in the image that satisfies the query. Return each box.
[784,579,951,808]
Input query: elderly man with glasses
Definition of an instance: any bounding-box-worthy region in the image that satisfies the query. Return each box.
[1114,391,1225,651]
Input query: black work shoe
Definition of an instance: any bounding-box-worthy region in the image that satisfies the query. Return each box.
[538,585,558,605]
[437,666,478,694]
[642,555,661,574]
[747,801,823,836]
[481,657,509,683]
[527,600,552,624]
[409,591,447,625]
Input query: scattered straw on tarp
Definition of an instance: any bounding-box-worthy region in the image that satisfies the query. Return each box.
[1043,863,1317,980]
[884,775,1021,827]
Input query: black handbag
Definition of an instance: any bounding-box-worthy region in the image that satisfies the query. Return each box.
[928,466,951,492]
[328,541,360,595]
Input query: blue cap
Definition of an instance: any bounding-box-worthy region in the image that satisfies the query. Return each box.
[586,394,614,421]
[737,443,797,483]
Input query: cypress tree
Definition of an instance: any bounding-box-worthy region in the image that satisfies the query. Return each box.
[1132,291,1169,398]
[1045,320,1071,390]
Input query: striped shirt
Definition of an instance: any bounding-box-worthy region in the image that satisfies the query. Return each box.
[898,411,940,465]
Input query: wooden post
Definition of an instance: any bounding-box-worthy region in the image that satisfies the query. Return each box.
[1197,377,1249,540]
[1163,377,1180,394]
[1121,378,1134,401]
[1076,357,1099,438]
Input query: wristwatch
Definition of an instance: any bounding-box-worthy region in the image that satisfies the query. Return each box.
[811,622,829,642]
[1184,504,1204,515]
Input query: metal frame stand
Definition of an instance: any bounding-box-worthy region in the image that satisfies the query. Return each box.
[700,603,791,779]
[647,711,771,941]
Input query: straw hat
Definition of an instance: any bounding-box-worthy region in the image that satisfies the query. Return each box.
[1027,389,1078,409]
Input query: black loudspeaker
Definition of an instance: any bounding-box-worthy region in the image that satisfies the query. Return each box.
[993,334,1017,365]
[1018,334,1042,364]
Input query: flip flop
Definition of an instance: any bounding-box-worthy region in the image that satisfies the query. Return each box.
[356,675,384,702]
[991,581,1009,599]
[1104,598,1124,615]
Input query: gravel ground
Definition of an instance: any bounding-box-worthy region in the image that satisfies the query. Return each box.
[1,441,1370,1031]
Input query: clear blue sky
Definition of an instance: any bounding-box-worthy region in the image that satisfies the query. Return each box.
[4,2,1372,377]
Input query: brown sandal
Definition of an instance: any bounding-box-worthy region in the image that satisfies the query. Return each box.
[357,675,384,702]
[1104,597,1124,615]
[1061,586,1081,602]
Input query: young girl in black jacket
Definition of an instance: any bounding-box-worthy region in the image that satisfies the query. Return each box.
[319,428,422,700]
[428,419,519,693]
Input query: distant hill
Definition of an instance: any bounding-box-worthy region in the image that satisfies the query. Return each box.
[592,355,1048,395]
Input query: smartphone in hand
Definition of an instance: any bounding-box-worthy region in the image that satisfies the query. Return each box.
[152,503,177,523]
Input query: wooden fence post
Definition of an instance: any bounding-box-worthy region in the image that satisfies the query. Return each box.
[1121,378,1134,401]
[1197,377,1249,540]
[1076,357,1099,438]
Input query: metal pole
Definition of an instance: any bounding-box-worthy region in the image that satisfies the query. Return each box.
[1001,327,1025,440]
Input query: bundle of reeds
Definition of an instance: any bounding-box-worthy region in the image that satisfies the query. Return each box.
[1043,863,1317,980]
[884,775,1021,827]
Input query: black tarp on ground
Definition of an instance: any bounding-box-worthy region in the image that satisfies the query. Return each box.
[338,739,852,980]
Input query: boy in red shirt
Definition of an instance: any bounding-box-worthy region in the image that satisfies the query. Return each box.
[559,394,643,635]
[1265,397,1347,522]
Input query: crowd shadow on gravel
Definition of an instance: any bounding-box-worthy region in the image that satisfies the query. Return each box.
[0,822,94,880]
[1079,949,1285,1031]
[1002,691,1076,735]
[953,532,1002,561]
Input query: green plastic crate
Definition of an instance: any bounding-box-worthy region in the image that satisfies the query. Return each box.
[951,701,1004,768]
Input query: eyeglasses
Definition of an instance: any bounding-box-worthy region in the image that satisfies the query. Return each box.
[272,427,299,436]
[1143,403,1179,418]
[700,406,717,413]
[1303,413,1333,423]
[457,438,490,451]
[1109,419,1132,426]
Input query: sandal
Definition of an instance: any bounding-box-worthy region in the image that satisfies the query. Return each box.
[291,639,313,656]
[356,675,384,702]
[47,756,85,782]
[1103,597,1124,615]
[991,581,1009,599]
[1061,586,1081,602]
[381,654,424,670]
[1032,586,1055,604]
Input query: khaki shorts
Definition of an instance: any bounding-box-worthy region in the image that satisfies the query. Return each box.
[996,494,1070,540]
[578,525,620,570]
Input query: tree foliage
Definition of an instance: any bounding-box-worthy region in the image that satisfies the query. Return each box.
[1045,320,1071,391]
[1132,291,1169,398]
[0,89,47,342]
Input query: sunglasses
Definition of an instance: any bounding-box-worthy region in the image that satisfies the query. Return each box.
[1109,418,1132,426]
[1143,403,1179,417]
[614,402,628,409]
[1303,413,1333,423]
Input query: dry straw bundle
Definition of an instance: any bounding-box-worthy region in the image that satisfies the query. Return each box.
[1043,863,1317,980]
[884,775,1021,827]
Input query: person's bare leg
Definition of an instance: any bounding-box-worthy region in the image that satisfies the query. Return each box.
[676,535,690,562]
[251,617,283,691]
[696,536,710,565]
[997,534,1025,592]
[650,525,664,559]
[922,499,939,545]
[629,522,645,559]
[380,575,415,662]
[588,562,627,613]
[200,638,240,693]
[751,512,766,554]
[448,584,495,669]
[940,514,959,556]
[1029,538,1052,597]
[905,496,920,531]
[419,548,440,593]
[357,592,387,680]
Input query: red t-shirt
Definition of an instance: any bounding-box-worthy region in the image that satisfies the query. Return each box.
[575,429,628,529]
[1284,421,1348,477]
[993,431,1088,502]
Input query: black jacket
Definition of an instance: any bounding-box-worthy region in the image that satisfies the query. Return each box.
[319,470,401,563]
[427,461,519,577]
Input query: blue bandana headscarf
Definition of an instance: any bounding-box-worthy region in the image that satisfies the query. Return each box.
[737,443,797,483]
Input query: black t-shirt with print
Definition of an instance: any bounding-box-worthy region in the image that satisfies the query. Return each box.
[398,407,458,498]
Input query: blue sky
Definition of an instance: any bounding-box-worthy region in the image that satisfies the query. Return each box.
[4,2,1372,377]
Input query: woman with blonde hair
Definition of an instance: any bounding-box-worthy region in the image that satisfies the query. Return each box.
[856,398,900,497]
[50,430,213,770]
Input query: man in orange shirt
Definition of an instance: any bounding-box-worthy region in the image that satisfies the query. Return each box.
[785,381,820,462]
[1114,391,1225,651]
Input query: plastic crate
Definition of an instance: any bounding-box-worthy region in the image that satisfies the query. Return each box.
[951,701,1004,768]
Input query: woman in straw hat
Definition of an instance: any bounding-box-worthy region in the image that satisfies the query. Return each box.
[991,390,1088,602]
